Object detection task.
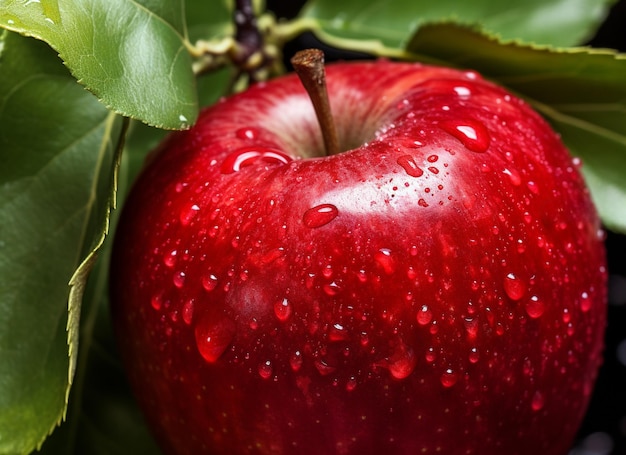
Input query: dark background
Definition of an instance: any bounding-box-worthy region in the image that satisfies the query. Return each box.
[265,1,626,454]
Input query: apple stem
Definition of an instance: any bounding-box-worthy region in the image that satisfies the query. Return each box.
[290,49,340,156]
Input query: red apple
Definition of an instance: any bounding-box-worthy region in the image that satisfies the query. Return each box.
[110,59,607,455]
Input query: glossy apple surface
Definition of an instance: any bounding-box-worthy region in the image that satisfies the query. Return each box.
[110,60,607,454]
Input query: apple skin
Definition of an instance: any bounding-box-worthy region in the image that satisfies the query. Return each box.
[110,60,607,455]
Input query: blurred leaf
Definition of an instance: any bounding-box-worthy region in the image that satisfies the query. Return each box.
[300,0,614,52]
[0,0,197,130]
[0,31,124,454]
[406,23,626,232]
[185,0,233,44]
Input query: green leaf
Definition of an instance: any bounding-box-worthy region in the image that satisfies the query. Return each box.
[406,23,626,233]
[300,0,614,52]
[36,65,230,455]
[0,0,197,130]
[185,0,233,44]
[0,31,124,454]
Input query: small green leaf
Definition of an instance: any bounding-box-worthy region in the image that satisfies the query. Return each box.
[0,31,124,454]
[0,0,197,130]
[300,0,613,53]
[406,23,626,233]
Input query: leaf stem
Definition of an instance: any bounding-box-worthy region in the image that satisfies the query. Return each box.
[290,49,340,156]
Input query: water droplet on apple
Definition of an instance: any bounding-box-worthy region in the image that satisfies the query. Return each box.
[236,127,260,140]
[195,313,235,363]
[183,300,194,325]
[464,317,478,339]
[374,248,396,274]
[469,347,480,364]
[202,273,218,292]
[416,305,433,325]
[180,203,200,226]
[151,293,163,311]
[531,391,545,411]
[220,146,292,174]
[525,295,545,318]
[290,350,303,371]
[323,282,340,296]
[274,298,292,322]
[527,180,539,194]
[440,119,490,153]
[504,273,526,301]
[303,203,339,228]
[258,360,273,379]
[454,86,471,97]
[580,291,592,312]
[314,358,336,375]
[396,154,424,177]
[440,368,459,387]
[163,249,177,268]
[173,271,186,288]
[357,270,368,283]
[503,168,522,186]
[345,376,357,391]
[329,322,348,341]
[387,343,417,379]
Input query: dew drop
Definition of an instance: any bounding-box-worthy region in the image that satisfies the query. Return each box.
[314,358,336,375]
[173,271,186,288]
[503,168,522,186]
[531,391,545,411]
[387,343,417,380]
[202,273,218,292]
[440,119,490,153]
[464,317,478,339]
[416,305,433,325]
[195,313,236,363]
[236,127,260,140]
[440,368,459,387]
[329,322,348,341]
[357,269,368,283]
[525,295,545,318]
[454,86,471,97]
[290,350,303,371]
[346,376,357,391]
[163,249,177,268]
[258,360,273,379]
[374,248,396,274]
[303,203,339,228]
[151,293,163,311]
[504,273,526,301]
[469,347,480,364]
[562,308,571,323]
[323,282,340,296]
[220,147,292,174]
[180,203,200,225]
[580,291,592,312]
[396,155,424,177]
[183,300,194,325]
[274,298,292,322]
